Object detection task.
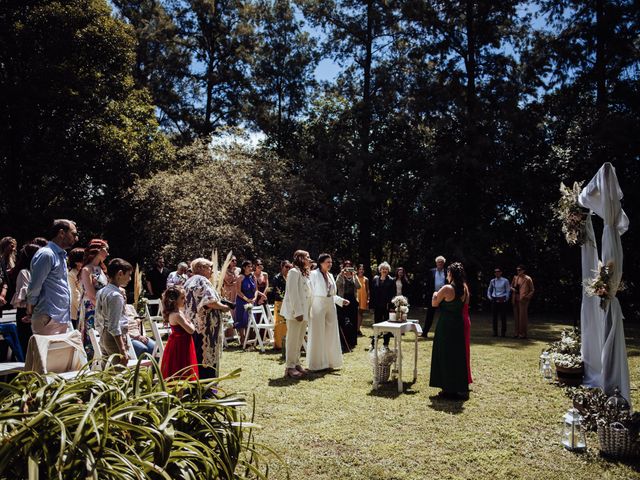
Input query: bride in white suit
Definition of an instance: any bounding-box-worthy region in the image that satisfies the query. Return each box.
[280,250,312,379]
[308,253,349,371]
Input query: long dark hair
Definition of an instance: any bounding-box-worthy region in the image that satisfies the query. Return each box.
[9,244,40,285]
[447,262,466,299]
[292,250,310,277]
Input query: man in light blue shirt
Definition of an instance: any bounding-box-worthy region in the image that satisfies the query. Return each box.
[26,219,78,335]
[487,267,510,337]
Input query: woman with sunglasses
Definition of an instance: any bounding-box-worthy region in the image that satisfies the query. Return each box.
[511,265,534,339]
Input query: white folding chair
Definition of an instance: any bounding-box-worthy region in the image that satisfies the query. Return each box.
[150,320,165,362]
[89,329,150,370]
[243,306,275,353]
[145,298,163,323]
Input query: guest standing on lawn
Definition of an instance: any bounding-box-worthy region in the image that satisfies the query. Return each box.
[487,266,510,337]
[145,256,170,299]
[234,260,257,347]
[423,255,447,338]
[0,236,17,312]
[67,247,85,330]
[184,258,231,378]
[10,243,40,354]
[95,258,133,365]
[429,262,470,399]
[166,262,189,288]
[254,259,269,306]
[370,261,394,346]
[511,265,534,339]
[271,260,291,350]
[161,285,198,380]
[79,239,109,359]
[336,260,360,351]
[26,219,77,335]
[356,264,369,336]
[280,250,312,378]
[308,254,348,371]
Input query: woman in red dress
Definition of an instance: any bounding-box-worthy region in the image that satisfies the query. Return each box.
[462,280,473,384]
[161,286,199,380]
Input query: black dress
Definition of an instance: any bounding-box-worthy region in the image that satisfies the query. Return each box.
[337,279,358,352]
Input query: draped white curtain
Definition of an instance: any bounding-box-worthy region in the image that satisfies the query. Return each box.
[578,162,631,406]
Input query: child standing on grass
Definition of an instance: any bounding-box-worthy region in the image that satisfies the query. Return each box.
[95,258,133,366]
[161,285,199,380]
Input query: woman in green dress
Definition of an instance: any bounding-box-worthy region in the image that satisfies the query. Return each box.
[429,262,470,398]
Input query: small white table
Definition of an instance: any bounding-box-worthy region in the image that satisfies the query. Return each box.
[372,320,422,392]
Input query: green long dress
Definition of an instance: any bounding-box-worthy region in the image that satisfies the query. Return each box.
[429,297,469,393]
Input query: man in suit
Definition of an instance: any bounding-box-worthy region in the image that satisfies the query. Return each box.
[422,255,446,338]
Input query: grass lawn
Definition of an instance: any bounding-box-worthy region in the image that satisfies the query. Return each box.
[220,310,640,480]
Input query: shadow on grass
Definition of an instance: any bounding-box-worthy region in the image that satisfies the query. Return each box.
[366,381,419,399]
[267,368,342,387]
[427,394,467,414]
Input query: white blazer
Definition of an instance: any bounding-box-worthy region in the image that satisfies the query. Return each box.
[280,268,312,321]
[309,269,345,306]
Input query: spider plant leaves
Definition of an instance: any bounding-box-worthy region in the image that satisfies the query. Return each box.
[0,358,274,479]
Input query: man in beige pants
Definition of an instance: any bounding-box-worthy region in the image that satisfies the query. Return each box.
[511,265,534,339]
[25,219,78,335]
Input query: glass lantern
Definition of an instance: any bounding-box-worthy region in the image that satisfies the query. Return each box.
[561,407,586,452]
[540,351,552,381]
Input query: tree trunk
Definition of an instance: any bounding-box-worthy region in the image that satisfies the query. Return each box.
[358,0,374,275]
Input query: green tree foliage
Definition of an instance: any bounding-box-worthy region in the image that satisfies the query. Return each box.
[249,0,319,156]
[131,138,309,268]
[112,0,193,134]
[171,0,259,138]
[0,0,172,250]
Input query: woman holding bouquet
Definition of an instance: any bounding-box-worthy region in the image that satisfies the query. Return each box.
[429,262,470,398]
[307,254,349,371]
[234,260,257,347]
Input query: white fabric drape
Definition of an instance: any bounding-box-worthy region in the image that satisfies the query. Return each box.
[580,215,603,386]
[578,162,631,405]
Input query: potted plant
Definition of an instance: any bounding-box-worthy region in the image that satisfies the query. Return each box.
[548,329,583,386]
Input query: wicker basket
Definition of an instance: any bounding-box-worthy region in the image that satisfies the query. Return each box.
[597,422,639,458]
[373,363,392,383]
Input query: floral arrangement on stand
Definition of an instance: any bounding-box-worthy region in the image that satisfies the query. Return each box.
[553,181,588,246]
[391,295,409,322]
[133,263,148,318]
[584,260,626,309]
[548,328,583,369]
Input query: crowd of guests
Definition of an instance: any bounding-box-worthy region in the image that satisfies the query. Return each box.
[0,221,534,399]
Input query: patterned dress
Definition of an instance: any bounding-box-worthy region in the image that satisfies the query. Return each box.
[184,274,222,379]
[80,265,108,360]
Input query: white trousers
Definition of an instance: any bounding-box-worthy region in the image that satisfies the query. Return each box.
[285,317,308,369]
[307,296,342,371]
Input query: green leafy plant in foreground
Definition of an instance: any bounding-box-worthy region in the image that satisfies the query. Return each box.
[0,357,281,479]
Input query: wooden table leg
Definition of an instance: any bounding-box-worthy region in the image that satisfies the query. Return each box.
[396,332,403,393]
[373,328,379,389]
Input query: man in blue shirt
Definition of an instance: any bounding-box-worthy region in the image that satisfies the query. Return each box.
[487,267,511,337]
[25,219,78,335]
[422,255,446,338]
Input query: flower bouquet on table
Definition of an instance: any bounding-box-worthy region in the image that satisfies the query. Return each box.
[554,181,588,246]
[390,296,409,322]
[369,336,397,383]
[583,261,626,310]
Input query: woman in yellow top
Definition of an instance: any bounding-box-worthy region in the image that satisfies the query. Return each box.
[356,264,369,336]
